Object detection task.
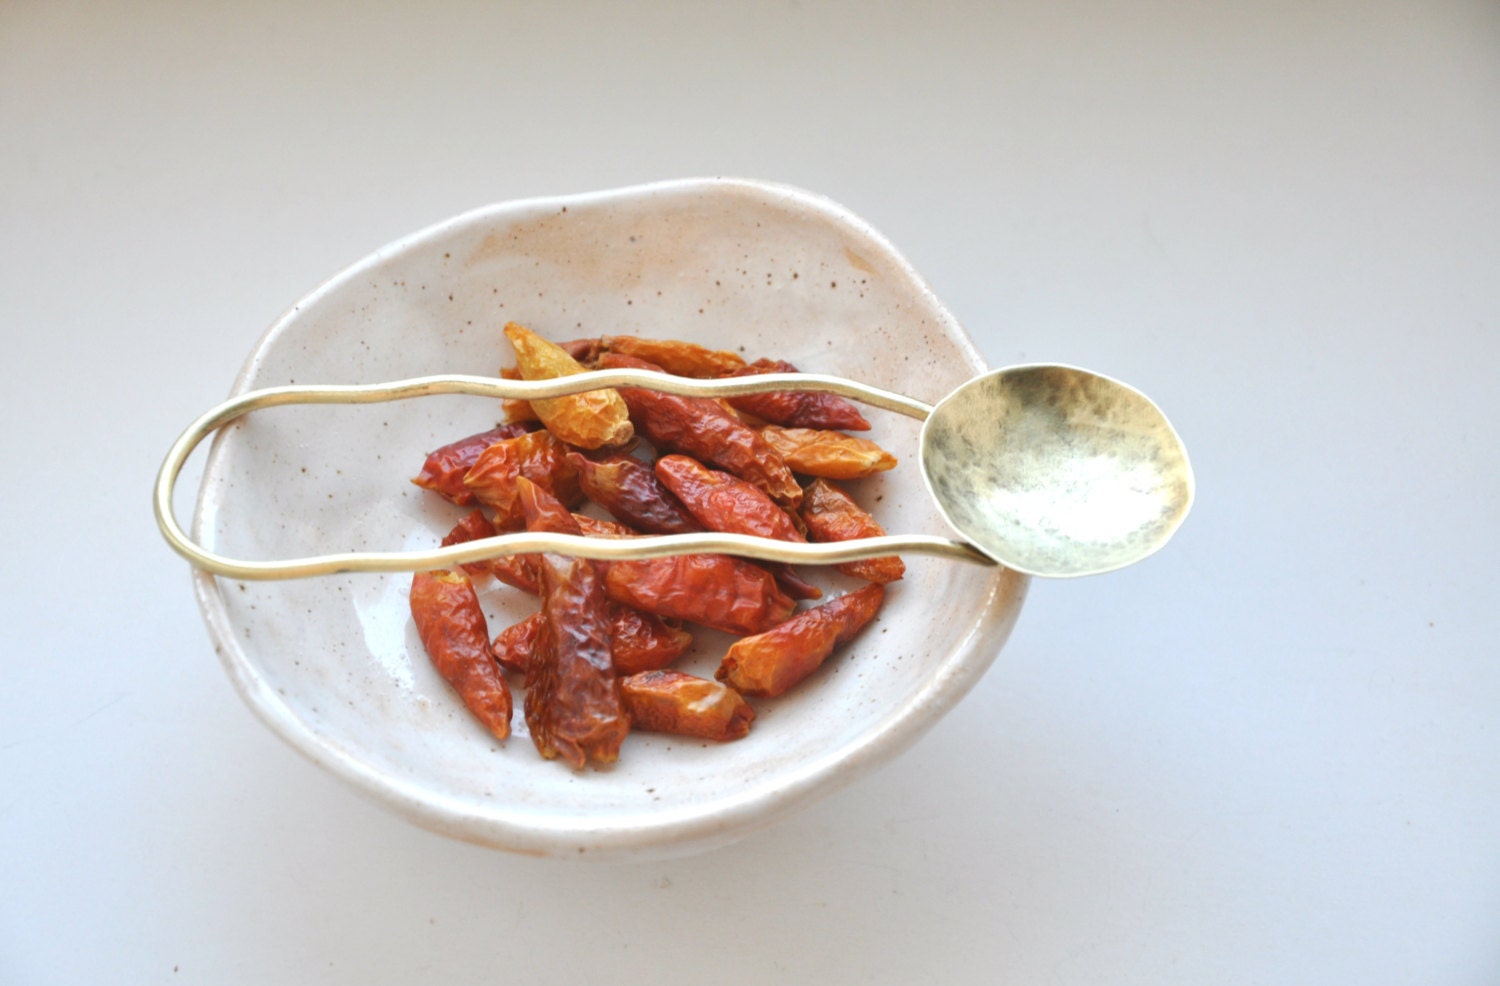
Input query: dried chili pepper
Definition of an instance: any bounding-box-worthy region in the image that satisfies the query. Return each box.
[771,569,822,602]
[490,610,544,674]
[492,606,692,677]
[567,452,705,535]
[497,366,538,425]
[411,422,533,504]
[462,428,582,527]
[758,425,897,480]
[486,553,542,594]
[598,351,801,507]
[573,513,639,538]
[620,670,755,741]
[499,340,605,422]
[601,334,747,377]
[453,513,629,598]
[517,478,630,768]
[716,582,885,698]
[799,478,905,584]
[605,605,693,674]
[654,454,804,542]
[439,508,506,578]
[409,569,512,740]
[723,358,871,432]
[504,323,633,449]
[604,553,796,636]
[557,337,604,365]
[653,453,820,600]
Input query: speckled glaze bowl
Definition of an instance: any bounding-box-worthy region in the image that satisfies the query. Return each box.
[192,178,1027,859]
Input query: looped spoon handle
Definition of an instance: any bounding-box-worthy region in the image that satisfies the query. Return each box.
[154,369,994,581]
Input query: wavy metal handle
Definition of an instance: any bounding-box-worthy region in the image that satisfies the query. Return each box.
[154,368,993,580]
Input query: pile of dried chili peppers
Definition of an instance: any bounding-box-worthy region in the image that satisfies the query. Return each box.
[408,324,903,769]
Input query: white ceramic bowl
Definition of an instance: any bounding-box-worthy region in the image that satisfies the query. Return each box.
[192,178,1027,859]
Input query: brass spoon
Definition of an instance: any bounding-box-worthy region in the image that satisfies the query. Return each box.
[154,365,1193,580]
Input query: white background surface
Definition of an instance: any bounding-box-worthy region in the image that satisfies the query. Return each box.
[4,2,1498,983]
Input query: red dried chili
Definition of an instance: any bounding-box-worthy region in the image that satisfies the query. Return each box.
[516,478,630,768]
[799,478,905,584]
[409,569,513,740]
[653,453,820,600]
[604,553,796,636]
[490,610,545,674]
[411,422,533,505]
[568,452,705,535]
[597,351,802,507]
[723,358,871,432]
[462,428,582,527]
[492,606,692,677]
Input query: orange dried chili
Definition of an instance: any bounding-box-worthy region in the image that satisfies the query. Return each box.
[717,582,885,698]
[600,334,747,377]
[504,322,633,449]
[798,478,905,584]
[757,425,897,480]
[620,670,755,741]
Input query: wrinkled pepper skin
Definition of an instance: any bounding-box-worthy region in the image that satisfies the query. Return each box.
[654,453,820,600]
[798,478,905,584]
[490,610,545,674]
[620,670,755,741]
[499,340,605,422]
[440,508,507,578]
[491,605,692,677]
[409,570,512,740]
[462,429,582,527]
[717,582,885,698]
[723,358,871,432]
[601,335,747,378]
[604,605,694,674]
[604,554,796,636]
[517,479,630,768]
[498,366,539,425]
[411,423,533,504]
[653,454,805,542]
[758,425,897,480]
[438,506,540,589]
[458,503,773,637]
[484,553,542,595]
[504,322,634,449]
[597,352,802,508]
[568,452,705,535]
[573,513,639,538]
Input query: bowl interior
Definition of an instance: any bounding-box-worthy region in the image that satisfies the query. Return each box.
[194,179,1026,858]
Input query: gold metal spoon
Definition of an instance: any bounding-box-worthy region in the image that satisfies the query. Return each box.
[154,365,1193,580]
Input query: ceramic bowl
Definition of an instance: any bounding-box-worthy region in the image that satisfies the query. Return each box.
[192,178,1027,859]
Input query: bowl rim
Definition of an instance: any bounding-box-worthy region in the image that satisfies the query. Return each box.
[189,177,1029,858]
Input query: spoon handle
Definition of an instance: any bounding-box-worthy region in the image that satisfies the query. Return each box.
[155,369,959,581]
